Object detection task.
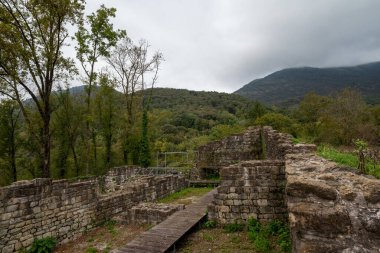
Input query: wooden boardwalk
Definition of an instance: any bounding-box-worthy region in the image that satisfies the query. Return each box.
[116,189,217,253]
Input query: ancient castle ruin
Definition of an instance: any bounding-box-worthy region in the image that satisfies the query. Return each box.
[1,126,379,252]
[200,126,380,252]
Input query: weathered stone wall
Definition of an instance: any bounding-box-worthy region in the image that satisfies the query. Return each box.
[196,126,314,178]
[204,126,380,252]
[286,153,380,252]
[197,127,262,171]
[208,160,287,224]
[262,126,316,160]
[96,175,188,221]
[0,179,97,253]
[0,169,188,252]
[262,126,293,160]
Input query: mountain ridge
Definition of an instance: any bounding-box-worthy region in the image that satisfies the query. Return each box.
[234,61,380,106]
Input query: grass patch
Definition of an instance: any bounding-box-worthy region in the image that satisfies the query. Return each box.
[230,235,242,244]
[202,232,214,242]
[104,220,117,236]
[317,145,380,178]
[158,187,213,204]
[248,219,291,253]
[317,145,357,167]
[223,222,245,233]
[86,247,97,253]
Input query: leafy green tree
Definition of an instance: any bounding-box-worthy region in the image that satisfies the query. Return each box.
[75,5,125,111]
[370,105,380,130]
[210,124,245,140]
[255,113,298,136]
[296,92,331,140]
[0,0,84,177]
[0,100,20,183]
[94,73,119,171]
[247,101,267,122]
[318,89,376,145]
[139,109,150,167]
[52,88,83,178]
[75,4,125,172]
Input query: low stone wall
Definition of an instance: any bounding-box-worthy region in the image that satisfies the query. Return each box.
[208,160,287,224]
[0,169,188,252]
[119,203,185,225]
[96,175,188,221]
[286,153,380,252]
[0,179,97,253]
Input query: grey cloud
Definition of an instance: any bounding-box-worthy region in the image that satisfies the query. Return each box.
[82,0,380,92]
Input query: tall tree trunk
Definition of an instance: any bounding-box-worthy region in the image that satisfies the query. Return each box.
[41,94,51,178]
[70,143,80,177]
[105,131,112,168]
[10,135,17,182]
[92,131,97,172]
[42,116,51,178]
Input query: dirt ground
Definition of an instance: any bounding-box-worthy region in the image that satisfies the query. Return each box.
[54,223,150,253]
[176,227,258,253]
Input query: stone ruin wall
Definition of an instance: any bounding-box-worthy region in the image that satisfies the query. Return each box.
[204,126,380,252]
[286,153,380,252]
[196,126,314,171]
[208,160,287,224]
[0,167,188,253]
[197,127,262,172]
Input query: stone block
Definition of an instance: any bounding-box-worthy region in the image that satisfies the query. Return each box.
[1,244,14,253]
[257,199,268,206]
[289,177,332,197]
[233,200,242,205]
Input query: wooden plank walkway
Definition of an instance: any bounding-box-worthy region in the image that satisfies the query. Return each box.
[116,189,217,253]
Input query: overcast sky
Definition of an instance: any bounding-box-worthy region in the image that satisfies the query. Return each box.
[78,0,380,93]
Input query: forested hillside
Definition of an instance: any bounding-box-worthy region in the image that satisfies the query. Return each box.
[235,62,380,106]
[1,84,379,185]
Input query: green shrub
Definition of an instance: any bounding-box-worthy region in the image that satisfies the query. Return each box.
[223,222,245,233]
[278,224,291,252]
[267,220,283,235]
[247,218,261,235]
[247,218,291,253]
[253,233,271,253]
[203,220,217,229]
[255,113,299,136]
[87,247,97,253]
[105,219,116,234]
[28,237,57,253]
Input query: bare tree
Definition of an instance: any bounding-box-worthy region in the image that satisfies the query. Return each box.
[106,38,163,163]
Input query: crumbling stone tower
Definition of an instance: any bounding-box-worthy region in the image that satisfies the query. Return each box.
[198,126,380,252]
